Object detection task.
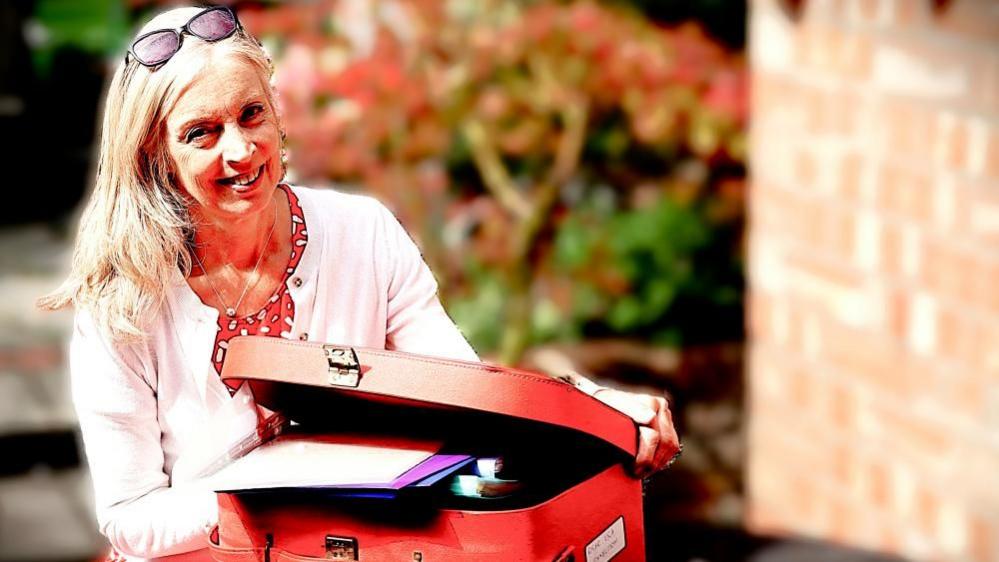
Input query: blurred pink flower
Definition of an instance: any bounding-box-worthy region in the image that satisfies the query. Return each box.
[275,43,318,106]
[703,69,749,124]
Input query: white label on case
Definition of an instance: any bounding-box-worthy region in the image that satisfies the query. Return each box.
[586,516,626,562]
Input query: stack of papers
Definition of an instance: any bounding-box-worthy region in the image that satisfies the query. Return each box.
[208,433,474,497]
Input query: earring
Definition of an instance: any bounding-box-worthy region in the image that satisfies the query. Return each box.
[280,129,289,178]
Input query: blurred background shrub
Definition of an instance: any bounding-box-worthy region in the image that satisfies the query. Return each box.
[235,0,748,363]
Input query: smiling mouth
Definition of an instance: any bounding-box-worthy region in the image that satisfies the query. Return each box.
[218,165,264,188]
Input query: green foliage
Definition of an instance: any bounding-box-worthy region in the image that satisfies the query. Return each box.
[30,0,128,76]
[446,263,509,351]
[552,191,734,345]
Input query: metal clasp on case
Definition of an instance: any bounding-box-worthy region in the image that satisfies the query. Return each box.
[325,535,358,559]
[323,345,360,387]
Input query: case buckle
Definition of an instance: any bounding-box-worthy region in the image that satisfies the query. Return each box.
[325,535,358,559]
[323,346,361,387]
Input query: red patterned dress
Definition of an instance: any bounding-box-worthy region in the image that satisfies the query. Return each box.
[212,183,308,393]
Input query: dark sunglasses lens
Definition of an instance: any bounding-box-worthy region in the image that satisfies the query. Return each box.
[132,31,180,66]
[188,8,237,40]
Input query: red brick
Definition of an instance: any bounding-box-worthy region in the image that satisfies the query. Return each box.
[787,474,820,524]
[747,428,827,517]
[874,405,955,459]
[866,459,891,509]
[797,86,820,134]
[967,253,999,314]
[752,182,797,236]
[826,494,854,544]
[795,23,872,80]
[837,151,863,202]
[875,38,976,102]
[968,513,998,562]
[828,382,857,434]
[935,305,983,367]
[942,178,971,237]
[786,365,815,411]
[824,90,862,137]
[880,524,902,555]
[940,117,969,171]
[916,486,941,535]
[934,305,964,359]
[820,321,915,396]
[882,99,936,161]
[986,128,999,180]
[921,239,975,302]
[981,280,999,320]
[827,440,852,487]
[750,72,777,117]
[876,162,933,223]
[786,248,863,294]
[974,320,999,377]
[748,291,771,341]
[824,208,858,260]
[796,149,817,186]
[839,33,874,80]
[879,222,906,278]
[759,186,859,262]
[965,184,999,246]
[883,286,909,341]
[748,347,782,406]
[940,366,986,423]
[746,502,791,537]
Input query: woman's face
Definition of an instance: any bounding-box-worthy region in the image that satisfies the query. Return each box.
[163,56,282,222]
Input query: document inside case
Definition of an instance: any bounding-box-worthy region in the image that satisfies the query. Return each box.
[208,432,443,492]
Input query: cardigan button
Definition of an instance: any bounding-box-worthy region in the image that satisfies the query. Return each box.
[299,333,309,341]
[292,277,303,288]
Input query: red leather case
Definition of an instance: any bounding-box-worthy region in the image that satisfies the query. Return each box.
[211,337,645,562]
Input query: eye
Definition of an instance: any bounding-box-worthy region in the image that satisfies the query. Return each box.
[182,122,220,144]
[185,127,209,143]
[241,104,265,123]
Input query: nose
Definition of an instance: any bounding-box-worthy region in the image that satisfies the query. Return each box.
[220,124,254,166]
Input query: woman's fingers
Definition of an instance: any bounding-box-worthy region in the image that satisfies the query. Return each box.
[635,396,681,477]
[650,404,680,470]
[594,388,656,425]
[634,424,661,477]
[594,388,681,477]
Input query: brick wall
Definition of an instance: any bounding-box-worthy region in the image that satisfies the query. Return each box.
[746,0,998,560]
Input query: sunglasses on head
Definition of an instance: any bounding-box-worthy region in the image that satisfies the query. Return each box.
[127,6,240,68]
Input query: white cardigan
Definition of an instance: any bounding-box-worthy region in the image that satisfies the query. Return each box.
[70,186,478,559]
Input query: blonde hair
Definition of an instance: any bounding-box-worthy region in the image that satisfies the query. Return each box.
[38,6,278,342]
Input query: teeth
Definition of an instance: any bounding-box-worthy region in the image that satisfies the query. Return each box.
[226,166,262,187]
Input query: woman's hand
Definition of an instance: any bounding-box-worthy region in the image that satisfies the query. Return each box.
[593,388,681,478]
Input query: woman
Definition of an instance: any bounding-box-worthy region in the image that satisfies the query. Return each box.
[40,6,679,560]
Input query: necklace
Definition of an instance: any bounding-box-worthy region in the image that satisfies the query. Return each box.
[191,205,278,318]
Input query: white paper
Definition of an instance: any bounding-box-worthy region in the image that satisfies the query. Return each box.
[208,433,441,491]
[586,516,626,562]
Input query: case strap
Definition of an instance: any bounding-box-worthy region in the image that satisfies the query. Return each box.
[221,337,637,456]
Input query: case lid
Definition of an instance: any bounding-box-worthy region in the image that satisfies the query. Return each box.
[221,337,638,457]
